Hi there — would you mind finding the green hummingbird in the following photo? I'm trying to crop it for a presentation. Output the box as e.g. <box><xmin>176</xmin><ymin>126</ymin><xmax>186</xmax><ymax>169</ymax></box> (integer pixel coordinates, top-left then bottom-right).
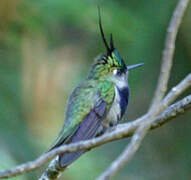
<box><xmin>49</xmin><ymin>9</ymin><xmax>144</xmax><ymax>168</ymax></box>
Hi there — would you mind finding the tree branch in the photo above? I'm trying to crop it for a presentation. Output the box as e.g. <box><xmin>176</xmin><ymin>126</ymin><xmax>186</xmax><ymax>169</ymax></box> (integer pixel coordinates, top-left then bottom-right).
<box><xmin>150</xmin><ymin>0</ymin><xmax>190</xmax><ymax>110</ymax></box>
<box><xmin>96</xmin><ymin>94</ymin><xmax>191</xmax><ymax>180</ymax></box>
<box><xmin>163</xmin><ymin>73</ymin><xmax>191</xmax><ymax>107</ymax></box>
<box><xmin>0</xmin><ymin>94</ymin><xmax>191</xmax><ymax>179</ymax></box>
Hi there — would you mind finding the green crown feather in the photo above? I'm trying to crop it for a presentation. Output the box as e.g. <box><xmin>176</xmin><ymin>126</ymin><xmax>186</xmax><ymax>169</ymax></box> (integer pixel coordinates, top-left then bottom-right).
<box><xmin>88</xmin><ymin>8</ymin><xmax>127</xmax><ymax>80</ymax></box>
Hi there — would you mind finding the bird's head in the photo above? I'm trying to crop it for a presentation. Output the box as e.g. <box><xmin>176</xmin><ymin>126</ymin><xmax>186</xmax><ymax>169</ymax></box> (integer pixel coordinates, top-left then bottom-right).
<box><xmin>88</xmin><ymin>8</ymin><xmax>143</xmax><ymax>88</ymax></box>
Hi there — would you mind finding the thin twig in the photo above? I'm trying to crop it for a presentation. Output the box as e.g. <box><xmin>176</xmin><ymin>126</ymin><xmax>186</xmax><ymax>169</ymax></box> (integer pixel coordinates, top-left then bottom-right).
<box><xmin>150</xmin><ymin>0</ymin><xmax>190</xmax><ymax>110</ymax></box>
<box><xmin>163</xmin><ymin>73</ymin><xmax>191</xmax><ymax>107</ymax></box>
<box><xmin>0</xmin><ymin>94</ymin><xmax>191</xmax><ymax>179</ymax></box>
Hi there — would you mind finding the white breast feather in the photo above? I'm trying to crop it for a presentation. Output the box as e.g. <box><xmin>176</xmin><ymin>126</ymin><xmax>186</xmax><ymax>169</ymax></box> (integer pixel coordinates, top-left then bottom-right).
<box><xmin>103</xmin><ymin>86</ymin><xmax>121</xmax><ymax>127</ymax></box>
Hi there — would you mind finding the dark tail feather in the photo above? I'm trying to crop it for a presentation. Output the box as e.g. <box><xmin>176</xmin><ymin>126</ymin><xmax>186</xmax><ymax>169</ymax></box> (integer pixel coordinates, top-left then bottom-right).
<box><xmin>59</xmin><ymin>150</ymin><xmax>85</xmax><ymax>168</ymax></box>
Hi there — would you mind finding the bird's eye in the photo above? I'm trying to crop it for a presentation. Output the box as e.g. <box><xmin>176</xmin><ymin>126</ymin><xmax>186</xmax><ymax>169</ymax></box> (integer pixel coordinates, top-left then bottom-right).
<box><xmin>113</xmin><ymin>69</ymin><xmax>122</xmax><ymax>76</ymax></box>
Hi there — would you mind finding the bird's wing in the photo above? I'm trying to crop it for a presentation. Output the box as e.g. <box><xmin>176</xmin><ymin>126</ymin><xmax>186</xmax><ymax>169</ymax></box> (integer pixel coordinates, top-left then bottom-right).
<box><xmin>48</xmin><ymin>80</ymin><xmax>115</xmax><ymax>167</ymax></box>
<box><xmin>48</xmin><ymin>80</ymin><xmax>115</xmax><ymax>152</ymax></box>
<box><xmin>59</xmin><ymin>99</ymin><xmax>107</xmax><ymax>167</ymax></box>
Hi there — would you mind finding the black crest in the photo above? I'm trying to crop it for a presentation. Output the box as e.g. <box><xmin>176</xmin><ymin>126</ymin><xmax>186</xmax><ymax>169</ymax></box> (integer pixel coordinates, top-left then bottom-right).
<box><xmin>98</xmin><ymin>7</ymin><xmax>115</xmax><ymax>55</ymax></box>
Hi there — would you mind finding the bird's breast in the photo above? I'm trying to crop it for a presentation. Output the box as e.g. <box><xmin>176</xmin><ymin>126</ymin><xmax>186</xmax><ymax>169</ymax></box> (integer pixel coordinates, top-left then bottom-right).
<box><xmin>103</xmin><ymin>85</ymin><xmax>129</xmax><ymax>128</ymax></box>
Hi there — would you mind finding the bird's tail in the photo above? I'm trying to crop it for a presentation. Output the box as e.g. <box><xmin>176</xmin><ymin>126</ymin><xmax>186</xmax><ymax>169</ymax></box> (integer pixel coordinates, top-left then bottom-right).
<box><xmin>59</xmin><ymin>150</ymin><xmax>85</xmax><ymax>168</ymax></box>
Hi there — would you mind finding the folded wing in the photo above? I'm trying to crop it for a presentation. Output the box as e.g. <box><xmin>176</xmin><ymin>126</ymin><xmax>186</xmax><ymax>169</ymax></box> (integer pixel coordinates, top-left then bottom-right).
<box><xmin>59</xmin><ymin>100</ymin><xmax>106</xmax><ymax>167</ymax></box>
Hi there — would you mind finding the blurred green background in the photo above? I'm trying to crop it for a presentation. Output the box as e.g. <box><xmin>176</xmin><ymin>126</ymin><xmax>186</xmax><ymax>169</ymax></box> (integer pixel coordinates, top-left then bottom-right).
<box><xmin>0</xmin><ymin>0</ymin><xmax>191</xmax><ymax>179</ymax></box>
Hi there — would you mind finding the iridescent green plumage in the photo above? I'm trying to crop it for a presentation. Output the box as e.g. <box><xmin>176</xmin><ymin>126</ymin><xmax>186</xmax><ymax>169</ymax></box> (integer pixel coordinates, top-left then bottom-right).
<box><xmin>50</xmin><ymin>77</ymin><xmax>115</xmax><ymax>150</ymax></box>
<box><xmin>88</xmin><ymin>50</ymin><xmax>127</xmax><ymax>79</ymax></box>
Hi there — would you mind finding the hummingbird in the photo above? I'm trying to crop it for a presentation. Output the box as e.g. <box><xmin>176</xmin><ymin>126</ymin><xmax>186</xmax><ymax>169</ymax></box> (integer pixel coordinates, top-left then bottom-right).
<box><xmin>48</xmin><ymin>9</ymin><xmax>144</xmax><ymax>169</ymax></box>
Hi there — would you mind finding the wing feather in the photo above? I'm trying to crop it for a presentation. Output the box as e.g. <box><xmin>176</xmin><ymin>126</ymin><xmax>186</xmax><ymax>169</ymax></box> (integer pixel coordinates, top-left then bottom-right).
<box><xmin>59</xmin><ymin>100</ymin><xmax>106</xmax><ymax>167</ymax></box>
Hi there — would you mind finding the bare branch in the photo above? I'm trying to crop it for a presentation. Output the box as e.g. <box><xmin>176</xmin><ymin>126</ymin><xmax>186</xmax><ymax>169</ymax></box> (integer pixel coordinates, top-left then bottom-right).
<box><xmin>96</xmin><ymin>94</ymin><xmax>191</xmax><ymax>180</ymax></box>
<box><xmin>150</xmin><ymin>0</ymin><xmax>190</xmax><ymax>110</ymax></box>
<box><xmin>0</xmin><ymin>94</ymin><xmax>191</xmax><ymax>179</ymax></box>
<box><xmin>96</xmin><ymin>119</ymin><xmax>151</xmax><ymax>180</ymax></box>
<box><xmin>162</xmin><ymin>73</ymin><xmax>191</xmax><ymax>107</ymax></box>
<box><xmin>151</xmin><ymin>94</ymin><xmax>191</xmax><ymax>128</ymax></box>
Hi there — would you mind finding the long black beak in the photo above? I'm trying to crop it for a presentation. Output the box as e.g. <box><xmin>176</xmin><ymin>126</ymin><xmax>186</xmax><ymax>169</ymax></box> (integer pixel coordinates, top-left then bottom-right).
<box><xmin>127</xmin><ymin>63</ymin><xmax>144</xmax><ymax>70</ymax></box>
